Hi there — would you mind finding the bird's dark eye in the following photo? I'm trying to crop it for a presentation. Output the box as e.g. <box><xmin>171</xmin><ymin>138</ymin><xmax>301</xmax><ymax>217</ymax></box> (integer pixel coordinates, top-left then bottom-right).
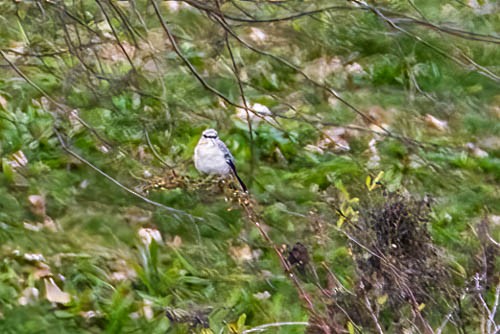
<box><xmin>203</xmin><ymin>134</ymin><xmax>217</xmax><ymax>139</ymax></box>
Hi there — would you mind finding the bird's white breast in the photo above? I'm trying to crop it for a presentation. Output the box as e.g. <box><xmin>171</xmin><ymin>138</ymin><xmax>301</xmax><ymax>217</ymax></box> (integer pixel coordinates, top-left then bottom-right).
<box><xmin>194</xmin><ymin>139</ymin><xmax>231</xmax><ymax>175</ymax></box>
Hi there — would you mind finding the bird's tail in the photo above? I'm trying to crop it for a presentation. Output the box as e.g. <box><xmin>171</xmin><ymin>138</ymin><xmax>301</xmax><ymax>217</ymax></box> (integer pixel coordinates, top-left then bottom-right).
<box><xmin>227</xmin><ymin>159</ymin><xmax>248</xmax><ymax>192</ymax></box>
<box><xmin>233</xmin><ymin>171</ymin><xmax>248</xmax><ymax>193</ymax></box>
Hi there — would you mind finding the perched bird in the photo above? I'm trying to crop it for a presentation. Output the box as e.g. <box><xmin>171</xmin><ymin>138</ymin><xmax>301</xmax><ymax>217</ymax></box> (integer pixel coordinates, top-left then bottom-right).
<box><xmin>194</xmin><ymin>129</ymin><xmax>247</xmax><ymax>192</ymax></box>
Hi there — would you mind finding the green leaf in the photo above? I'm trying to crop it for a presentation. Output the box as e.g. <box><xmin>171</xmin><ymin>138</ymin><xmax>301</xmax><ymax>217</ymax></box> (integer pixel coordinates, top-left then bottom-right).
<box><xmin>236</xmin><ymin>313</ymin><xmax>246</xmax><ymax>328</ymax></box>
<box><xmin>376</xmin><ymin>294</ymin><xmax>388</xmax><ymax>305</ymax></box>
<box><xmin>337</xmin><ymin>216</ymin><xmax>345</xmax><ymax>228</ymax></box>
<box><xmin>54</xmin><ymin>310</ymin><xmax>74</xmax><ymax>319</ymax></box>
<box><xmin>347</xmin><ymin>321</ymin><xmax>355</xmax><ymax>334</ymax></box>
<box><xmin>2</xmin><ymin>159</ymin><xmax>14</xmax><ymax>182</ymax></box>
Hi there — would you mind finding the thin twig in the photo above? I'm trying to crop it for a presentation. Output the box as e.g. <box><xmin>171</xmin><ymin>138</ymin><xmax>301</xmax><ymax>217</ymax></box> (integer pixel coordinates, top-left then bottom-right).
<box><xmin>350</xmin><ymin>0</ymin><xmax>499</xmax><ymax>82</ymax></box>
<box><xmin>106</xmin><ymin>0</ymin><xmax>142</xmax><ymax>47</ymax></box>
<box><xmin>210</xmin><ymin>14</ymin><xmax>382</xmax><ymax>127</ymax></box>
<box><xmin>489</xmin><ymin>285</ymin><xmax>500</xmax><ymax>334</ymax></box>
<box><xmin>242</xmin><ymin>321</ymin><xmax>309</xmax><ymax>333</ymax></box>
<box><xmin>0</xmin><ymin>49</ymin><xmax>112</xmax><ymax>148</ymax></box>
<box><xmin>54</xmin><ymin>128</ymin><xmax>199</xmax><ymax>221</ymax></box>
<box><xmin>238</xmin><ymin>195</ymin><xmax>319</xmax><ymax>317</ymax></box>
<box><xmin>217</xmin><ymin>1</ymin><xmax>256</xmax><ymax>190</ymax></box>
<box><xmin>95</xmin><ymin>0</ymin><xmax>137</xmax><ymax>73</ymax></box>
<box><xmin>151</xmin><ymin>0</ymin><xmax>246</xmax><ymax>110</ymax></box>
<box><xmin>144</xmin><ymin>128</ymin><xmax>174</xmax><ymax>168</ymax></box>
<box><xmin>364</xmin><ymin>295</ymin><xmax>384</xmax><ymax>334</ymax></box>
<box><xmin>219</xmin><ymin>4</ymin><xmax>367</xmax><ymax>23</ymax></box>
<box><xmin>151</xmin><ymin>0</ymin><xmax>284</xmax><ymax>130</ymax></box>
<box><xmin>436</xmin><ymin>313</ymin><xmax>452</xmax><ymax>334</ymax></box>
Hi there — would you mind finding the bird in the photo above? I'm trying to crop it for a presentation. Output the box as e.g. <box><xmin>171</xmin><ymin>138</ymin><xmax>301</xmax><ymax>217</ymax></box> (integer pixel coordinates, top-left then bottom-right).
<box><xmin>194</xmin><ymin>129</ymin><xmax>247</xmax><ymax>192</ymax></box>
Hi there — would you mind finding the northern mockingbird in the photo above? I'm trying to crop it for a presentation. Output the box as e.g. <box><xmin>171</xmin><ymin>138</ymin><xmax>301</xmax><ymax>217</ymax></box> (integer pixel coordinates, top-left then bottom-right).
<box><xmin>194</xmin><ymin>129</ymin><xmax>247</xmax><ymax>192</ymax></box>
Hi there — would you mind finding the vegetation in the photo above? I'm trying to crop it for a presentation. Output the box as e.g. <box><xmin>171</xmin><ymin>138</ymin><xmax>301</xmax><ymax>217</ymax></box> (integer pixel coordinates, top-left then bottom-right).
<box><xmin>0</xmin><ymin>1</ymin><xmax>498</xmax><ymax>333</ymax></box>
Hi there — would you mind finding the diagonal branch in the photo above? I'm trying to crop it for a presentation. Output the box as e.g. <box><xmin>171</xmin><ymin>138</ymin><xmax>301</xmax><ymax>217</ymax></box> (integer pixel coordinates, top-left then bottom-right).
<box><xmin>150</xmin><ymin>0</ymin><xmax>286</xmax><ymax>124</ymax></box>
<box><xmin>204</xmin><ymin>12</ymin><xmax>394</xmax><ymax>136</ymax></box>
<box><xmin>54</xmin><ymin>128</ymin><xmax>199</xmax><ymax>221</ymax></box>
<box><xmin>350</xmin><ymin>0</ymin><xmax>499</xmax><ymax>82</ymax></box>
<box><xmin>0</xmin><ymin>49</ymin><xmax>113</xmax><ymax>148</ymax></box>
<box><xmin>95</xmin><ymin>0</ymin><xmax>137</xmax><ymax>73</ymax></box>
<box><xmin>151</xmin><ymin>0</ymin><xmax>244</xmax><ymax>110</ymax></box>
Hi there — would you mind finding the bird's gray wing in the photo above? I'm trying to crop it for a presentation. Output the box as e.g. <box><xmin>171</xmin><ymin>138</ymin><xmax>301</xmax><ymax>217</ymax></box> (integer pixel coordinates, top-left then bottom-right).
<box><xmin>216</xmin><ymin>139</ymin><xmax>234</xmax><ymax>163</ymax></box>
<box><xmin>216</xmin><ymin>139</ymin><xmax>247</xmax><ymax>192</ymax></box>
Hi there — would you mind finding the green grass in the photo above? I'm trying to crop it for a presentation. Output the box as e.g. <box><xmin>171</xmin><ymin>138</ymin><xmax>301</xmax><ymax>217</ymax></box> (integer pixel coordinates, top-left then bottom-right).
<box><xmin>0</xmin><ymin>1</ymin><xmax>498</xmax><ymax>333</ymax></box>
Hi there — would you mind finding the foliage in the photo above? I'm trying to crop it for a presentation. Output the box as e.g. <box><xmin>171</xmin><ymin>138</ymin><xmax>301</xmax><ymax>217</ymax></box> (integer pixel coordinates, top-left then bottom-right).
<box><xmin>0</xmin><ymin>0</ymin><xmax>499</xmax><ymax>333</ymax></box>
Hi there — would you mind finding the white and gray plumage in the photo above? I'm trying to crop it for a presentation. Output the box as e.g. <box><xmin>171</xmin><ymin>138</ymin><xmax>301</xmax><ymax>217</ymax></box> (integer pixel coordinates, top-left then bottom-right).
<box><xmin>194</xmin><ymin>129</ymin><xmax>247</xmax><ymax>192</ymax></box>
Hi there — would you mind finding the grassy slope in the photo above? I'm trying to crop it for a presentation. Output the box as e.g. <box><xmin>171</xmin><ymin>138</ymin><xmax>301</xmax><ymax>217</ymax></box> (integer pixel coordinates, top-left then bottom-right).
<box><xmin>0</xmin><ymin>1</ymin><xmax>498</xmax><ymax>333</ymax></box>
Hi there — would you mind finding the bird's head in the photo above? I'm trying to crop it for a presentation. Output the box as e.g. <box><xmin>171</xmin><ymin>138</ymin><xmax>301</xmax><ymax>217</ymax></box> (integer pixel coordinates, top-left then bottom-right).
<box><xmin>202</xmin><ymin>129</ymin><xmax>218</xmax><ymax>139</ymax></box>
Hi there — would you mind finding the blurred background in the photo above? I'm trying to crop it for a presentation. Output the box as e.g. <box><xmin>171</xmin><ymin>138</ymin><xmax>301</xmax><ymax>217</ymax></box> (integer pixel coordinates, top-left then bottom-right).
<box><xmin>0</xmin><ymin>1</ymin><xmax>498</xmax><ymax>333</ymax></box>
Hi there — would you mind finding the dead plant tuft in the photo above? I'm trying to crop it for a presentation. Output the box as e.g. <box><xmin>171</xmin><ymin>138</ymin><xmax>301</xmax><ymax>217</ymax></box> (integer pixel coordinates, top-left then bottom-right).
<box><xmin>349</xmin><ymin>191</ymin><xmax>449</xmax><ymax>308</ymax></box>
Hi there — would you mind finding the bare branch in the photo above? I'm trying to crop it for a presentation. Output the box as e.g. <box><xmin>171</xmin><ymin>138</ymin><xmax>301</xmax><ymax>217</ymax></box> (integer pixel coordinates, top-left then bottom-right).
<box><xmin>95</xmin><ymin>0</ymin><xmax>137</xmax><ymax>73</ymax></box>
<box><xmin>151</xmin><ymin>0</ymin><xmax>241</xmax><ymax>109</ymax></box>
<box><xmin>349</xmin><ymin>0</ymin><xmax>499</xmax><ymax>82</ymax></box>
<box><xmin>54</xmin><ymin>128</ymin><xmax>199</xmax><ymax>221</ymax></box>
<box><xmin>144</xmin><ymin>128</ymin><xmax>174</xmax><ymax>169</ymax></box>
<box><xmin>217</xmin><ymin>0</ymin><xmax>256</xmax><ymax>189</ymax></box>
<box><xmin>364</xmin><ymin>295</ymin><xmax>384</xmax><ymax>334</ymax></box>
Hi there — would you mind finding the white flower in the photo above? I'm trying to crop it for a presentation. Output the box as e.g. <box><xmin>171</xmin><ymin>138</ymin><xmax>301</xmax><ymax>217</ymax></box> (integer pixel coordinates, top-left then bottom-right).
<box><xmin>138</xmin><ymin>227</ymin><xmax>163</xmax><ymax>246</ymax></box>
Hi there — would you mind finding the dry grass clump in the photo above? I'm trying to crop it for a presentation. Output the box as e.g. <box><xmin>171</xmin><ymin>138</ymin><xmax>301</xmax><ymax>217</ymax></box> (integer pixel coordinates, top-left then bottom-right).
<box><xmin>308</xmin><ymin>191</ymin><xmax>453</xmax><ymax>333</ymax></box>
<box><xmin>353</xmin><ymin>192</ymin><xmax>448</xmax><ymax>307</ymax></box>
